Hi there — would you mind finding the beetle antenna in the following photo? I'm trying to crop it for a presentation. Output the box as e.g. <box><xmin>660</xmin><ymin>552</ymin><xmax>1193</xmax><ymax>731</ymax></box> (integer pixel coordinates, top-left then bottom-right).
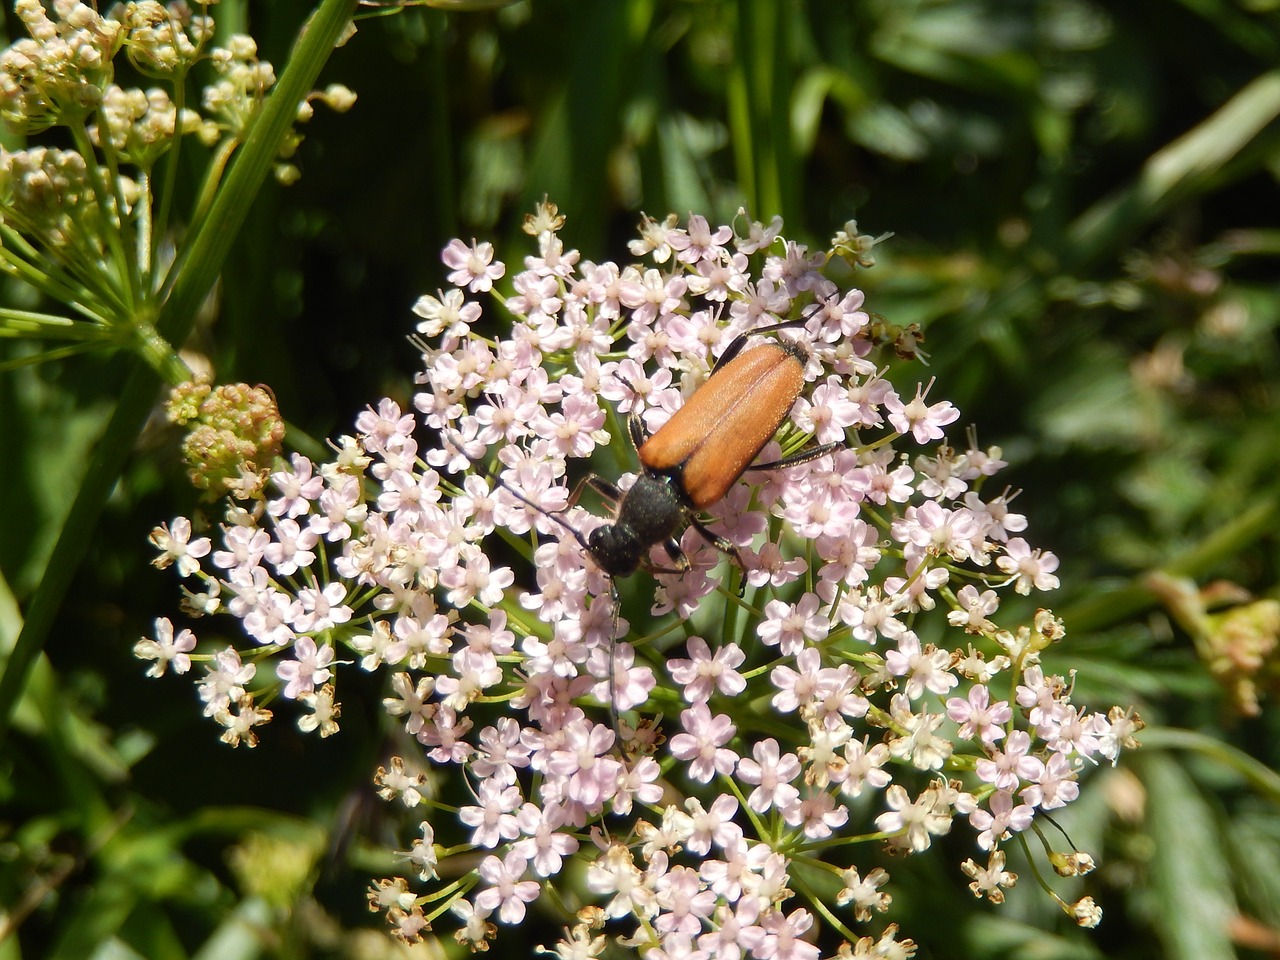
<box><xmin>498</xmin><ymin>473</ymin><xmax>594</xmax><ymax>553</ymax></box>
<box><xmin>444</xmin><ymin>431</ymin><xmax>627</xmax><ymax>725</ymax></box>
<box><xmin>445</xmin><ymin>431</ymin><xmax>595</xmax><ymax>554</ymax></box>
<box><xmin>608</xmin><ymin>581</ymin><xmax>621</xmax><ymax>732</ymax></box>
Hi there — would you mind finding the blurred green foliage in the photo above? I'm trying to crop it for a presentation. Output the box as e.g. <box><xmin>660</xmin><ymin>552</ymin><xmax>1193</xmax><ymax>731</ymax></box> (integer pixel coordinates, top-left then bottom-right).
<box><xmin>2</xmin><ymin>0</ymin><xmax>1279</xmax><ymax>957</ymax></box>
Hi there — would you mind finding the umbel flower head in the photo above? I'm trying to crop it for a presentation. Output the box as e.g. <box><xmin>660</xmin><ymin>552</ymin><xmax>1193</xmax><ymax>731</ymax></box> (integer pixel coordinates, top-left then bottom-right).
<box><xmin>0</xmin><ymin>0</ymin><xmax>357</xmax><ymax>363</ymax></box>
<box><xmin>143</xmin><ymin>206</ymin><xmax>1140</xmax><ymax>954</ymax></box>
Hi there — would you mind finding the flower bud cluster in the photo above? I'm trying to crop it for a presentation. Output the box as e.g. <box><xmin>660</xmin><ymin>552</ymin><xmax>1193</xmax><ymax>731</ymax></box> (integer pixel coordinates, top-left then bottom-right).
<box><xmin>0</xmin><ymin>0</ymin><xmax>123</xmax><ymax>132</ymax></box>
<box><xmin>91</xmin><ymin>84</ymin><xmax>205</xmax><ymax>165</ymax></box>
<box><xmin>202</xmin><ymin>35</ymin><xmax>277</xmax><ymax>139</ymax></box>
<box><xmin>142</xmin><ymin>206</ymin><xmax>1139</xmax><ymax>955</ymax></box>
<box><xmin>165</xmin><ymin>376</ymin><xmax>286</xmax><ymax>499</ymax></box>
<box><xmin>0</xmin><ymin>1</ymin><xmax>356</xmax><ymax>341</ymax></box>
<box><xmin>0</xmin><ymin>147</ymin><xmax>101</xmax><ymax>246</ymax></box>
<box><xmin>119</xmin><ymin>0</ymin><xmax>214</xmax><ymax>77</ymax></box>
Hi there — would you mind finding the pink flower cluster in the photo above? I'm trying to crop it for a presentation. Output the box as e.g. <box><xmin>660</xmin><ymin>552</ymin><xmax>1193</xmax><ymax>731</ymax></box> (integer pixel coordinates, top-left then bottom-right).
<box><xmin>142</xmin><ymin>207</ymin><xmax>1139</xmax><ymax>955</ymax></box>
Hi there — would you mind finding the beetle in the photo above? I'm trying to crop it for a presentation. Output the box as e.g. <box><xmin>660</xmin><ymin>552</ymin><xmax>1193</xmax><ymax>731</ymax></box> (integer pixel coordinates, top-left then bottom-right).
<box><xmin>496</xmin><ymin>309</ymin><xmax>843</xmax><ymax>581</ymax></box>
<box><xmin>465</xmin><ymin>308</ymin><xmax>844</xmax><ymax>721</ymax></box>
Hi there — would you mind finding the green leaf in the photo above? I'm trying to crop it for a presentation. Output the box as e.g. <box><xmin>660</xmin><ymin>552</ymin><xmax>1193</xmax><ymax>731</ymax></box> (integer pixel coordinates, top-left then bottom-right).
<box><xmin>1138</xmin><ymin>751</ymin><xmax>1238</xmax><ymax>960</ymax></box>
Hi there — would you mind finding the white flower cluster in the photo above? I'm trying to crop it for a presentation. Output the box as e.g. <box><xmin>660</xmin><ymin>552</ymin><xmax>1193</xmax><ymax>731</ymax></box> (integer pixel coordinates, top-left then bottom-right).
<box><xmin>143</xmin><ymin>206</ymin><xmax>1139</xmax><ymax>955</ymax></box>
<box><xmin>0</xmin><ymin>0</ymin><xmax>355</xmax><ymax>256</ymax></box>
<box><xmin>91</xmin><ymin>85</ymin><xmax>205</xmax><ymax>164</ymax></box>
<box><xmin>119</xmin><ymin>0</ymin><xmax>214</xmax><ymax>76</ymax></box>
<box><xmin>0</xmin><ymin>0</ymin><xmax>122</xmax><ymax>132</ymax></box>
<box><xmin>0</xmin><ymin>147</ymin><xmax>101</xmax><ymax>245</ymax></box>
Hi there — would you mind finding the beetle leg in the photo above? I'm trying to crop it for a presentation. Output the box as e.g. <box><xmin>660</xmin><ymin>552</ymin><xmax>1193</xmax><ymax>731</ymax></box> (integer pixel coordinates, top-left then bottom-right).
<box><xmin>606</xmin><ymin>378</ymin><xmax>652</xmax><ymax>453</ymax></box>
<box><xmin>659</xmin><ymin>536</ymin><xmax>692</xmax><ymax>571</ymax></box>
<box><xmin>685</xmin><ymin>516</ymin><xmax>744</xmax><ymax>568</ymax></box>
<box><xmin>699</xmin><ymin>520</ymin><xmax>749</xmax><ymax>599</ymax></box>
<box><xmin>572</xmin><ymin>473</ymin><xmax>621</xmax><ymax>509</ymax></box>
<box><xmin>631</xmin><ymin>537</ymin><xmax>691</xmax><ymax>577</ymax></box>
<box><xmin>711</xmin><ymin>298</ymin><xmax>832</xmax><ymax>372</ymax></box>
<box><xmin>746</xmin><ymin>440</ymin><xmax>845</xmax><ymax>473</ymax></box>
<box><xmin>627</xmin><ymin>408</ymin><xmax>649</xmax><ymax>451</ymax></box>
<box><xmin>684</xmin><ymin>518</ymin><xmax>748</xmax><ymax>597</ymax></box>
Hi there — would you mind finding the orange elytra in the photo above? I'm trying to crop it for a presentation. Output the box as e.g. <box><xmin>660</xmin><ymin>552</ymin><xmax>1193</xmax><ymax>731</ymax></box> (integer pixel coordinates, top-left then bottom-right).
<box><xmin>638</xmin><ymin>337</ymin><xmax>810</xmax><ymax>510</ymax></box>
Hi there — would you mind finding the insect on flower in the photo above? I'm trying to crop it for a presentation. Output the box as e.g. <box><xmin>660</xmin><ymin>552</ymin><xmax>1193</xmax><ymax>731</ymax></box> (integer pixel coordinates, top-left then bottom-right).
<box><xmin>482</xmin><ymin>309</ymin><xmax>844</xmax><ymax>583</ymax></box>
<box><xmin>449</xmin><ymin>308</ymin><xmax>848</xmax><ymax>719</ymax></box>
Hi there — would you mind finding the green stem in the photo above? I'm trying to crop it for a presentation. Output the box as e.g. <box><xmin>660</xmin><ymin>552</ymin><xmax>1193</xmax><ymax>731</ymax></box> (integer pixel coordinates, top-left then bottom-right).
<box><xmin>160</xmin><ymin>136</ymin><xmax>240</xmax><ymax>305</ymax></box>
<box><xmin>0</xmin><ymin>217</ymin><xmax>119</xmax><ymax>321</ymax></box>
<box><xmin>67</xmin><ymin>123</ymin><xmax>135</xmax><ymax>302</ymax></box>
<box><xmin>0</xmin><ymin>0</ymin><xmax>359</xmax><ymax>738</ymax></box>
<box><xmin>0</xmin><ymin>309</ymin><xmax>109</xmax><ymax>338</ymax></box>
<box><xmin>1058</xmin><ymin>496</ymin><xmax>1278</xmax><ymax>633</ymax></box>
<box><xmin>726</xmin><ymin>2</ymin><xmax>756</xmax><ymax>212</ymax></box>
<box><xmin>789</xmin><ymin>868</ymin><xmax>859</xmax><ymax>945</ymax></box>
<box><xmin>0</xmin><ymin>341</ymin><xmax>112</xmax><ymax>372</ymax></box>
<box><xmin>729</xmin><ymin>0</ymin><xmax>794</xmax><ymax>218</ymax></box>
<box><xmin>1016</xmin><ymin>831</ymin><xmax>1070</xmax><ymax>908</ymax></box>
<box><xmin>0</xmin><ymin>226</ymin><xmax>107</xmax><ymax>318</ymax></box>
<box><xmin>154</xmin><ymin>64</ymin><xmax>196</xmax><ymax>262</ymax></box>
<box><xmin>130</xmin><ymin>317</ymin><xmax>193</xmax><ymax>385</ymax></box>
<box><xmin>1137</xmin><ymin>726</ymin><xmax>1280</xmax><ymax>803</ymax></box>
